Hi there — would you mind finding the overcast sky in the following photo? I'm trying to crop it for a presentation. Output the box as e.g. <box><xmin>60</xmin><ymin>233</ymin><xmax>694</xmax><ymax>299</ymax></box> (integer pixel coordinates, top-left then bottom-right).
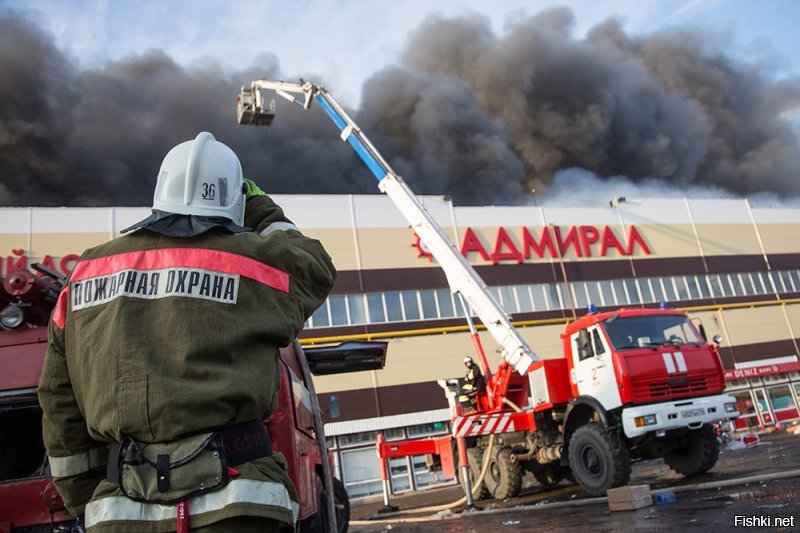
<box><xmin>4</xmin><ymin>0</ymin><xmax>799</xmax><ymax>107</ymax></box>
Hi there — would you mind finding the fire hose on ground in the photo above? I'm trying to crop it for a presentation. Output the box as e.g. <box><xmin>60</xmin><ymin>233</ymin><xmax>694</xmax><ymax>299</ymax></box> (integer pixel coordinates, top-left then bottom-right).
<box><xmin>350</xmin><ymin>466</ymin><xmax>800</xmax><ymax>526</ymax></box>
<box><xmin>365</xmin><ymin>389</ymin><xmax>526</xmax><ymax>519</ymax></box>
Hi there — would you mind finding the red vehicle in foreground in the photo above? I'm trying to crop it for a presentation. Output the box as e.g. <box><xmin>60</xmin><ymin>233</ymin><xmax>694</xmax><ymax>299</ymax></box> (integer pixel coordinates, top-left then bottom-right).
<box><xmin>0</xmin><ymin>266</ymin><xmax>385</xmax><ymax>532</ymax></box>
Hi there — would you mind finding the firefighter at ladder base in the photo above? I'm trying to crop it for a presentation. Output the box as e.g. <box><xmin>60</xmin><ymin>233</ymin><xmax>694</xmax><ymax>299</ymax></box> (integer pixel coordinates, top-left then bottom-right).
<box><xmin>458</xmin><ymin>356</ymin><xmax>486</xmax><ymax>412</ymax></box>
<box><xmin>37</xmin><ymin>132</ymin><xmax>336</xmax><ymax>532</ymax></box>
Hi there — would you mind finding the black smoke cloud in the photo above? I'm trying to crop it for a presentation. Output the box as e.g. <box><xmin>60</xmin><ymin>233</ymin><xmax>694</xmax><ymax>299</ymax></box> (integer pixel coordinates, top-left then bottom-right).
<box><xmin>1</xmin><ymin>8</ymin><xmax>799</xmax><ymax>207</ymax></box>
<box><xmin>0</xmin><ymin>10</ymin><xmax>368</xmax><ymax>207</ymax></box>
<box><xmin>397</xmin><ymin>9</ymin><xmax>800</xmax><ymax>198</ymax></box>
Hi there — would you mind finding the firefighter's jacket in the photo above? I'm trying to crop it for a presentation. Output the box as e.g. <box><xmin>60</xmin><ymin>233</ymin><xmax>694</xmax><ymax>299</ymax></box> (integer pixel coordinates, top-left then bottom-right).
<box><xmin>462</xmin><ymin>366</ymin><xmax>485</xmax><ymax>394</ymax></box>
<box><xmin>459</xmin><ymin>365</ymin><xmax>485</xmax><ymax>405</ymax></box>
<box><xmin>37</xmin><ymin>195</ymin><xmax>336</xmax><ymax>531</ymax></box>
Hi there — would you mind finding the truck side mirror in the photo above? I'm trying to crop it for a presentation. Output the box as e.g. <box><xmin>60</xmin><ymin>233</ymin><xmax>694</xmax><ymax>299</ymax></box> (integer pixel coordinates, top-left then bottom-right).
<box><xmin>578</xmin><ymin>328</ymin><xmax>594</xmax><ymax>360</ymax></box>
<box><xmin>698</xmin><ymin>324</ymin><xmax>707</xmax><ymax>342</ymax></box>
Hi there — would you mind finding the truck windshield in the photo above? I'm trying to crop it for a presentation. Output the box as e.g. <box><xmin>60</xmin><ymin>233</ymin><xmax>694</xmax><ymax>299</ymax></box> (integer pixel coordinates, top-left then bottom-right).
<box><xmin>603</xmin><ymin>315</ymin><xmax>703</xmax><ymax>350</ymax></box>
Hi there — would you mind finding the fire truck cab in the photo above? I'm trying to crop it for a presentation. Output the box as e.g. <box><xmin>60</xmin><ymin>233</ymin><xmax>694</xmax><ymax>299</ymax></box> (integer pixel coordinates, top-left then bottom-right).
<box><xmin>557</xmin><ymin>306</ymin><xmax>738</xmax><ymax>494</ymax></box>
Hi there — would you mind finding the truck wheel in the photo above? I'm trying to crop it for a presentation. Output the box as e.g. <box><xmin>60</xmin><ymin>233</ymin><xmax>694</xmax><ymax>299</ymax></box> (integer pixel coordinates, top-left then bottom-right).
<box><xmin>483</xmin><ymin>446</ymin><xmax>522</xmax><ymax>500</ymax></box>
<box><xmin>560</xmin><ymin>465</ymin><xmax>576</xmax><ymax>485</ymax></box>
<box><xmin>332</xmin><ymin>477</ymin><xmax>350</xmax><ymax>533</ymax></box>
<box><xmin>664</xmin><ymin>424</ymin><xmax>719</xmax><ymax>476</ymax></box>
<box><xmin>458</xmin><ymin>446</ymin><xmax>491</xmax><ymax>499</ymax></box>
<box><xmin>568</xmin><ymin>423</ymin><xmax>631</xmax><ymax>496</ymax></box>
<box><xmin>302</xmin><ymin>476</ymin><xmax>350</xmax><ymax>533</ymax></box>
<box><xmin>532</xmin><ymin>464</ymin><xmax>562</xmax><ymax>487</ymax></box>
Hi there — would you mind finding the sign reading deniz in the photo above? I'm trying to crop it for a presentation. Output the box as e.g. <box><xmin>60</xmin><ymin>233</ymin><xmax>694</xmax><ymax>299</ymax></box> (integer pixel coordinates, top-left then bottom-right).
<box><xmin>413</xmin><ymin>225</ymin><xmax>651</xmax><ymax>264</ymax></box>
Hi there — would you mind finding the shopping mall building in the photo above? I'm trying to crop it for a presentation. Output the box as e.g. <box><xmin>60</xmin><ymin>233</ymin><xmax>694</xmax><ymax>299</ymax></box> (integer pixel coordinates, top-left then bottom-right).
<box><xmin>2</xmin><ymin>195</ymin><xmax>800</xmax><ymax>499</ymax></box>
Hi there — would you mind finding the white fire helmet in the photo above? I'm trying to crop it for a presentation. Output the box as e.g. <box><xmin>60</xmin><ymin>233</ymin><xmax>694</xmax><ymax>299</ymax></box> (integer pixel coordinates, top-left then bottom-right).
<box><xmin>464</xmin><ymin>356</ymin><xmax>474</xmax><ymax>365</ymax></box>
<box><xmin>152</xmin><ymin>132</ymin><xmax>245</xmax><ymax>225</ymax></box>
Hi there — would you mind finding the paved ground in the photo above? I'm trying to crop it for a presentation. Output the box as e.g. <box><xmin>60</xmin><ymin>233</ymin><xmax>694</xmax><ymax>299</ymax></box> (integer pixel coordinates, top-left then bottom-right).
<box><xmin>349</xmin><ymin>431</ymin><xmax>800</xmax><ymax>532</ymax></box>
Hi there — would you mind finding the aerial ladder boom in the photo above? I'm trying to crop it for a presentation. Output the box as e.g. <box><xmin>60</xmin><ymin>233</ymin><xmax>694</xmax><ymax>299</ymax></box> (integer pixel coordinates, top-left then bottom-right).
<box><xmin>237</xmin><ymin>80</ymin><xmax>538</xmax><ymax>375</ymax></box>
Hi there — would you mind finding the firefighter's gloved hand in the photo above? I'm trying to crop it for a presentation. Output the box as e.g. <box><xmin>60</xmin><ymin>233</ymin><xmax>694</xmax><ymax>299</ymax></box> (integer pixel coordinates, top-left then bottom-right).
<box><xmin>243</xmin><ymin>178</ymin><xmax>267</xmax><ymax>199</ymax></box>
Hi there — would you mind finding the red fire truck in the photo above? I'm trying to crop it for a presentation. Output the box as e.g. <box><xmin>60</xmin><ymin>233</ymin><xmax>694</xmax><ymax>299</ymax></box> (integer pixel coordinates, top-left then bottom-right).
<box><xmin>0</xmin><ymin>266</ymin><xmax>385</xmax><ymax>532</ymax></box>
<box><xmin>236</xmin><ymin>80</ymin><xmax>740</xmax><ymax>500</ymax></box>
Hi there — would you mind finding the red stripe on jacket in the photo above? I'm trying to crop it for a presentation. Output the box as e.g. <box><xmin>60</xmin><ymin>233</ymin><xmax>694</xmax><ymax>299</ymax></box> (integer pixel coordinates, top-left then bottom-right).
<box><xmin>51</xmin><ymin>249</ymin><xmax>290</xmax><ymax>330</ymax></box>
<box><xmin>70</xmin><ymin>248</ymin><xmax>290</xmax><ymax>292</ymax></box>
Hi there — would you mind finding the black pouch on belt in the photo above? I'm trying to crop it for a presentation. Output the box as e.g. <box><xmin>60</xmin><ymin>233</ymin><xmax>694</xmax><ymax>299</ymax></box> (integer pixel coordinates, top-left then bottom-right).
<box><xmin>107</xmin><ymin>421</ymin><xmax>271</xmax><ymax>504</ymax></box>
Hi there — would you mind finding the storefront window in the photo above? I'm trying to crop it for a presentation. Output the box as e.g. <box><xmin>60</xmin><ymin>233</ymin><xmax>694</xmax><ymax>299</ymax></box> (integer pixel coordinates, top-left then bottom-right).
<box><xmin>685</xmin><ymin>276</ymin><xmax>700</xmax><ymax>300</ymax></box>
<box><xmin>754</xmin><ymin>389</ymin><xmax>773</xmax><ymax>424</ymax></box>
<box><xmin>515</xmin><ymin>285</ymin><xmax>534</xmax><ymax>313</ymax></box>
<box><xmin>338</xmin><ymin>431</ymin><xmax>378</xmax><ymax>447</ymax></box>
<box><xmin>728</xmin><ymin>274</ymin><xmax>742</xmax><ymax>296</ymax></box>
<box><xmin>625</xmin><ymin>279</ymin><xmax>640</xmax><ymax>303</ymax></box>
<box><xmin>384</xmin><ymin>427</ymin><xmax>406</xmax><ymax>441</ymax></box>
<box><xmin>586</xmin><ymin>281</ymin><xmax>602</xmax><ymax>307</ymax></box>
<box><xmin>367</xmin><ymin>293</ymin><xmax>386</xmax><ymax>323</ymax></box>
<box><xmin>308</xmin><ymin>269</ymin><xmax>800</xmax><ymax>331</ymax></box>
<box><xmin>348</xmin><ymin>294</ymin><xmax>367</xmax><ymax>324</ymax></box>
<box><xmin>647</xmin><ymin>278</ymin><xmax>664</xmax><ymax>303</ymax></box>
<box><xmin>436</xmin><ymin>289</ymin><xmax>455</xmax><ymax>318</ymax></box>
<box><xmin>708</xmin><ymin>275</ymin><xmax>724</xmax><ymax>298</ymax></box>
<box><xmin>719</xmin><ymin>275</ymin><xmax>734</xmax><ymax>297</ymax></box>
<box><xmin>571</xmin><ymin>282</ymin><xmax>588</xmax><ymax>309</ymax></box>
<box><xmin>737</xmin><ymin>273</ymin><xmax>753</xmax><ymax>295</ymax></box>
<box><xmin>329</xmin><ymin>295</ymin><xmax>348</xmax><ymax>326</ymax></box>
<box><xmin>402</xmin><ymin>291</ymin><xmax>420</xmax><ymax>320</ymax></box>
<box><xmin>726</xmin><ymin>378</ymin><xmax>749</xmax><ymax>389</ymax></box>
<box><xmin>389</xmin><ymin>457</ymin><xmax>411</xmax><ymax>492</ymax></box>
<box><xmin>407</xmin><ymin>421</ymin><xmax>448</xmax><ymax>438</ymax></box>
<box><xmin>532</xmin><ymin>285</ymin><xmax>548</xmax><ymax>311</ymax></box>
<box><xmin>499</xmin><ymin>286</ymin><xmax>519</xmax><ymax>313</ymax></box>
<box><xmin>341</xmin><ymin>448</ymin><xmax>382</xmax><ymax>499</ymax></box>
<box><xmin>599</xmin><ymin>280</ymin><xmax>616</xmax><ymax>306</ymax></box>
<box><xmin>612</xmin><ymin>279</ymin><xmax>628</xmax><ymax>305</ymax></box>
<box><xmin>731</xmin><ymin>390</ymin><xmax>759</xmax><ymax>430</ymax></box>
<box><xmin>763</xmin><ymin>373</ymin><xmax>788</xmax><ymax>385</ymax></box>
<box><xmin>673</xmin><ymin>277</ymin><xmax>689</xmax><ymax>301</ymax></box>
<box><xmin>789</xmin><ymin>271</ymin><xmax>800</xmax><ymax>293</ymax></box>
<box><xmin>661</xmin><ymin>278</ymin><xmax>677</xmax><ymax>302</ymax></box>
<box><xmin>635</xmin><ymin>279</ymin><xmax>652</xmax><ymax>303</ymax></box>
<box><xmin>696</xmin><ymin>275</ymin><xmax>712</xmax><ymax>298</ymax></box>
<box><xmin>546</xmin><ymin>283</ymin><xmax>563</xmax><ymax>310</ymax></box>
<box><xmin>767</xmin><ymin>385</ymin><xmax>799</xmax><ymax>422</ymax></box>
<box><xmin>384</xmin><ymin>291</ymin><xmax>403</xmax><ymax>322</ymax></box>
<box><xmin>412</xmin><ymin>455</ymin><xmax>448</xmax><ymax>488</ymax></box>
<box><xmin>311</xmin><ymin>301</ymin><xmax>330</xmax><ymax>328</ymax></box>
<box><xmin>754</xmin><ymin>272</ymin><xmax>770</xmax><ymax>294</ymax></box>
<box><xmin>420</xmin><ymin>291</ymin><xmax>438</xmax><ymax>319</ymax></box>
<box><xmin>778</xmin><ymin>271</ymin><xmax>794</xmax><ymax>292</ymax></box>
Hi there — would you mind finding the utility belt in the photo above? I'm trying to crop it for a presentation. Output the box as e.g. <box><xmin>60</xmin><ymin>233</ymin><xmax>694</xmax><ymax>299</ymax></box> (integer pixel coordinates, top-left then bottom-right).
<box><xmin>106</xmin><ymin>420</ymin><xmax>271</xmax><ymax>504</ymax></box>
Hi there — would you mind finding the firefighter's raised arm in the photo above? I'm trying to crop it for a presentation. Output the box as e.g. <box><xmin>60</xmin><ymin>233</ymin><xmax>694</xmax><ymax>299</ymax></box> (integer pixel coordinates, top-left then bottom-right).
<box><xmin>243</xmin><ymin>179</ymin><xmax>337</xmax><ymax>342</ymax></box>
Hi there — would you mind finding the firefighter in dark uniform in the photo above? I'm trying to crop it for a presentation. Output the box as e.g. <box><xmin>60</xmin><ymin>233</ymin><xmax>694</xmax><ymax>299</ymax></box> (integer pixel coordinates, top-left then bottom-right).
<box><xmin>458</xmin><ymin>356</ymin><xmax>486</xmax><ymax>411</ymax></box>
<box><xmin>38</xmin><ymin>132</ymin><xmax>336</xmax><ymax>532</ymax></box>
